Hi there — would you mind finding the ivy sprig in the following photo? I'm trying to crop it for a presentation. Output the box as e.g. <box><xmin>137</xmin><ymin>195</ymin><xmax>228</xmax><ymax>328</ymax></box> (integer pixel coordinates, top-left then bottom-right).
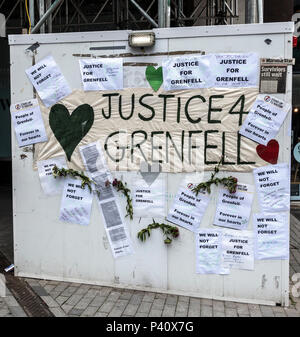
<box><xmin>137</xmin><ymin>219</ymin><xmax>179</xmax><ymax>245</ymax></box>
<box><xmin>52</xmin><ymin>165</ymin><xmax>96</xmax><ymax>193</ymax></box>
<box><xmin>192</xmin><ymin>158</ymin><xmax>238</xmax><ymax>195</ymax></box>
<box><xmin>106</xmin><ymin>178</ymin><xmax>133</xmax><ymax>220</ymax></box>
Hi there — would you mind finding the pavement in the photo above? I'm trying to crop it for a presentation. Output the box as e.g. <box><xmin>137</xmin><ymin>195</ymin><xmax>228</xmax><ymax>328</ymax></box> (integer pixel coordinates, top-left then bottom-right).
<box><xmin>0</xmin><ymin>180</ymin><xmax>300</xmax><ymax>317</ymax></box>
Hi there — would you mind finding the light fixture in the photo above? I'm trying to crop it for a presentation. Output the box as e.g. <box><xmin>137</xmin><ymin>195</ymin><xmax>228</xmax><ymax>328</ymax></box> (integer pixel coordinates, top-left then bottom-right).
<box><xmin>293</xmin><ymin>107</ymin><xmax>299</xmax><ymax>113</ymax></box>
<box><xmin>128</xmin><ymin>32</ymin><xmax>155</xmax><ymax>48</ymax></box>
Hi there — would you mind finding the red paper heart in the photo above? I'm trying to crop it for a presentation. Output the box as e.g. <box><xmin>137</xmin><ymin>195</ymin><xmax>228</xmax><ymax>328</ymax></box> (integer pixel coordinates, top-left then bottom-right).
<box><xmin>256</xmin><ymin>139</ymin><xmax>279</xmax><ymax>164</ymax></box>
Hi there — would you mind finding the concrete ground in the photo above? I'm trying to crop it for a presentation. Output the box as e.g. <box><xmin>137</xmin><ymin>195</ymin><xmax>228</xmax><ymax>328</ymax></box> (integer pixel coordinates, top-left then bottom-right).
<box><xmin>0</xmin><ymin>179</ymin><xmax>300</xmax><ymax>317</ymax></box>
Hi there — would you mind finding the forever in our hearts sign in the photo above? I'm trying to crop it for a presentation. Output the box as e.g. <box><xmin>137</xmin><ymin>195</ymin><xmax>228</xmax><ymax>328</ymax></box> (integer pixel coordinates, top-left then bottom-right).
<box><xmin>49</xmin><ymin>104</ymin><xmax>94</xmax><ymax>161</ymax></box>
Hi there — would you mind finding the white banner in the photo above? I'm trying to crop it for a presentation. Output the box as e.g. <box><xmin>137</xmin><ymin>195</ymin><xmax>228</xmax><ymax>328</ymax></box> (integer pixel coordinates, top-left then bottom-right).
<box><xmin>25</xmin><ymin>55</ymin><xmax>71</xmax><ymax>107</ymax></box>
<box><xmin>212</xmin><ymin>53</ymin><xmax>259</xmax><ymax>88</ymax></box>
<box><xmin>213</xmin><ymin>183</ymin><xmax>254</xmax><ymax>230</ymax></box>
<box><xmin>37</xmin><ymin>155</ymin><xmax>68</xmax><ymax>196</ymax></box>
<box><xmin>253</xmin><ymin>163</ymin><xmax>290</xmax><ymax>212</ymax></box>
<box><xmin>59</xmin><ymin>177</ymin><xmax>93</xmax><ymax>226</ymax></box>
<box><xmin>167</xmin><ymin>181</ymin><xmax>210</xmax><ymax>232</ymax></box>
<box><xmin>253</xmin><ymin>213</ymin><xmax>289</xmax><ymax>260</ymax></box>
<box><xmin>10</xmin><ymin>98</ymin><xmax>48</xmax><ymax>147</ymax></box>
<box><xmin>239</xmin><ymin>94</ymin><xmax>290</xmax><ymax>145</ymax></box>
<box><xmin>222</xmin><ymin>229</ymin><xmax>254</xmax><ymax>270</ymax></box>
<box><xmin>79</xmin><ymin>58</ymin><xmax>123</xmax><ymax>91</ymax></box>
<box><xmin>162</xmin><ymin>55</ymin><xmax>214</xmax><ymax>90</ymax></box>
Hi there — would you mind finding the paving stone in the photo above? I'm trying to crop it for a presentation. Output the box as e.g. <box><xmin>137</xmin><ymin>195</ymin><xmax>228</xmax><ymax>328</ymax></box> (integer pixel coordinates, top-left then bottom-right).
<box><xmin>98</xmin><ymin>287</ymin><xmax>112</xmax><ymax>297</ymax></box>
<box><xmin>73</xmin><ymin>285</ymin><xmax>91</xmax><ymax>296</ymax></box>
<box><xmin>123</xmin><ymin>303</ymin><xmax>139</xmax><ymax>316</ymax></box>
<box><xmin>0</xmin><ymin>308</ymin><xmax>9</xmax><ymax>316</ymax></box>
<box><xmin>8</xmin><ymin>306</ymin><xmax>27</xmax><ymax>317</ymax></box>
<box><xmin>94</xmin><ymin>311</ymin><xmax>108</xmax><ymax>317</ymax></box>
<box><xmin>165</xmin><ymin>295</ymin><xmax>178</xmax><ymax>305</ymax></box>
<box><xmin>236</xmin><ymin>303</ymin><xmax>250</xmax><ymax>316</ymax></box>
<box><xmin>155</xmin><ymin>293</ymin><xmax>167</xmax><ymax>300</ymax></box>
<box><xmin>64</xmin><ymin>294</ymin><xmax>84</xmax><ymax>307</ymax></box>
<box><xmin>81</xmin><ymin>306</ymin><xmax>99</xmax><ymax>317</ymax></box>
<box><xmin>99</xmin><ymin>301</ymin><xmax>116</xmax><ymax>313</ymax></box>
<box><xmin>188</xmin><ymin>299</ymin><xmax>200</xmax><ymax>317</ymax></box>
<box><xmin>152</xmin><ymin>298</ymin><xmax>165</xmax><ymax>310</ymax></box>
<box><xmin>43</xmin><ymin>284</ymin><xmax>56</xmax><ymax>293</ymax></box>
<box><xmin>49</xmin><ymin>307</ymin><xmax>66</xmax><ymax>317</ymax></box>
<box><xmin>61</xmin><ymin>304</ymin><xmax>74</xmax><ymax>314</ymax></box>
<box><xmin>108</xmin><ymin>308</ymin><xmax>123</xmax><ymax>317</ymax></box>
<box><xmin>175</xmin><ymin>301</ymin><xmax>188</xmax><ymax>316</ymax></box>
<box><xmin>201</xmin><ymin>298</ymin><xmax>212</xmax><ymax>306</ymax></box>
<box><xmin>4</xmin><ymin>295</ymin><xmax>19</xmax><ymax>307</ymax></box>
<box><xmin>53</xmin><ymin>283</ymin><xmax>69</xmax><ymax>293</ymax></box>
<box><xmin>49</xmin><ymin>291</ymin><xmax>61</xmax><ymax>299</ymax></box>
<box><xmin>119</xmin><ymin>291</ymin><xmax>134</xmax><ymax>300</ymax></box>
<box><xmin>85</xmin><ymin>288</ymin><xmax>100</xmax><ymax>299</ymax></box>
<box><xmin>55</xmin><ymin>296</ymin><xmax>69</xmax><ymax>306</ymax></box>
<box><xmin>225</xmin><ymin>308</ymin><xmax>238</xmax><ymax>317</ymax></box>
<box><xmin>213</xmin><ymin>311</ymin><xmax>226</xmax><ymax>317</ymax></box>
<box><xmin>149</xmin><ymin>309</ymin><xmax>162</xmax><ymax>317</ymax></box>
<box><xmin>114</xmin><ymin>299</ymin><xmax>129</xmax><ymax>309</ymax></box>
<box><xmin>60</xmin><ymin>286</ymin><xmax>78</xmax><ymax>297</ymax></box>
<box><xmin>143</xmin><ymin>292</ymin><xmax>156</xmax><ymax>302</ymax></box>
<box><xmin>178</xmin><ymin>296</ymin><xmax>189</xmax><ymax>303</ymax></box>
<box><xmin>31</xmin><ymin>285</ymin><xmax>49</xmax><ymax>297</ymax></box>
<box><xmin>41</xmin><ymin>295</ymin><xmax>59</xmax><ymax>308</ymax></box>
<box><xmin>129</xmin><ymin>293</ymin><xmax>144</xmax><ymax>305</ymax></box>
<box><xmin>259</xmin><ymin>305</ymin><xmax>275</xmax><ymax>317</ymax></box>
<box><xmin>68</xmin><ymin>308</ymin><xmax>85</xmax><ymax>316</ymax></box>
<box><xmin>135</xmin><ymin>312</ymin><xmax>147</xmax><ymax>317</ymax></box>
<box><xmin>212</xmin><ymin>300</ymin><xmax>225</xmax><ymax>312</ymax></box>
<box><xmin>137</xmin><ymin>301</ymin><xmax>152</xmax><ymax>314</ymax></box>
<box><xmin>248</xmin><ymin>304</ymin><xmax>262</xmax><ymax>317</ymax></box>
<box><xmin>284</xmin><ymin>308</ymin><xmax>300</xmax><ymax>317</ymax></box>
<box><xmin>74</xmin><ymin>296</ymin><xmax>93</xmax><ymax>310</ymax></box>
<box><xmin>162</xmin><ymin>304</ymin><xmax>176</xmax><ymax>317</ymax></box>
<box><xmin>89</xmin><ymin>295</ymin><xmax>107</xmax><ymax>307</ymax></box>
<box><xmin>107</xmin><ymin>291</ymin><xmax>121</xmax><ymax>302</ymax></box>
<box><xmin>201</xmin><ymin>305</ymin><xmax>213</xmax><ymax>317</ymax></box>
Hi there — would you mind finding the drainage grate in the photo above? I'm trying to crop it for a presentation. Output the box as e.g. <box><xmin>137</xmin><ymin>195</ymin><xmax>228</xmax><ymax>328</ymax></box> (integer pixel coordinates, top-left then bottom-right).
<box><xmin>0</xmin><ymin>251</ymin><xmax>54</xmax><ymax>317</ymax></box>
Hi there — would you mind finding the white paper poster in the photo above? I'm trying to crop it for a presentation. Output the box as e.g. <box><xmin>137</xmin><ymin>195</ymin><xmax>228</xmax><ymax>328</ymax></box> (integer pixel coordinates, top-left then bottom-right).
<box><xmin>196</xmin><ymin>229</ymin><xmax>227</xmax><ymax>274</ymax></box>
<box><xmin>213</xmin><ymin>183</ymin><xmax>254</xmax><ymax>230</ymax></box>
<box><xmin>162</xmin><ymin>55</ymin><xmax>214</xmax><ymax>90</ymax></box>
<box><xmin>37</xmin><ymin>155</ymin><xmax>68</xmax><ymax>196</ymax></box>
<box><xmin>253</xmin><ymin>213</ymin><xmax>289</xmax><ymax>260</ymax></box>
<box><xmin>253</xmin><ymin>163</ymin><xmax>290</xmax><ymax>212</ymax></box>
<box><xmin>167</xmin><ymin>182</ymin><xmax>210</xmax><ymax>232</ymax></box>
<box><xmin>222</xmin><ymin>229</ymin><xmax>254</xmax><ymax>270</ymax></box>
<box><xmin>59</xmin><ymin>177</ymin><xmax>93</xmax><ymax>226</ymax></box>
<box><xmin>79</xmin><ymin>58</ymin><xmax>123</xmax><ymax>91</ymax></box>
<box><xmin>131</xmin><ymin>174</ymin><xmax>166</xmax><ymax>218</ymax></box>
<box><xmin>10</xmin><ymin>99</ymin><xmax>48</xmax><ymax>147</ymax></box>
<box><xmin>213</xmin><ymin>53</ymin><xmax>259</xmax><ymax>88</ymax></box>
<box><xmin>239</xmin><ymin>94</ymin><xmax>290</xmax><ymax>145</ymax></box>
<box><xmin>25</xmin><ymin>55</ymin><xmax>72</xmax><ymax>107</ymax></box>
<box><xmin>79</xmin><ymin>141</ymin><xmax>134</xmax><ymax>258</ymax></box>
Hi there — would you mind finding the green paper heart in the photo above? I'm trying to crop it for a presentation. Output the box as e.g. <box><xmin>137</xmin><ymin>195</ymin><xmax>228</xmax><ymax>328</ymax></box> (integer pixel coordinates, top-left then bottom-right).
<box><xmin>145</xmin><ymin>66</ymin><xmax>163</xmax><ymax>92</ymax></box>
<box><xmin>49</xmin><ymin>104</ymin><xmax>94</xmax><ymax>161</ymax></box>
